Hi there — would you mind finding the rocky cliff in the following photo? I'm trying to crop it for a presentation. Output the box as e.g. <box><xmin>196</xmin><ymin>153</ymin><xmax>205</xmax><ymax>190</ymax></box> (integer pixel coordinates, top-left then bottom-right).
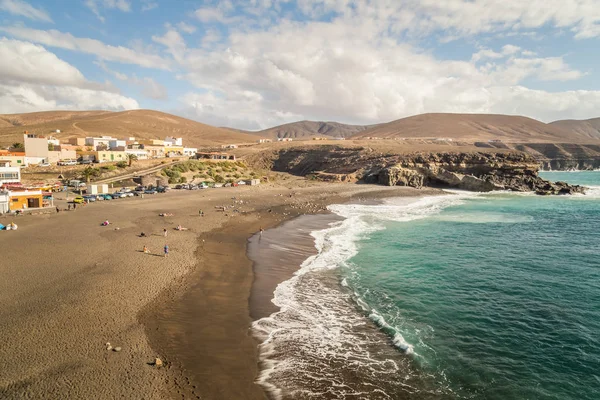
<box><xmin>256</xmin><ymin>146</ymin><xmax>586</xmax><ymax>195</ymax></box>
<box><xmin>475</xmin><ymin>142</ymin><xmax>600</xmax><ymax>170</ymax></box>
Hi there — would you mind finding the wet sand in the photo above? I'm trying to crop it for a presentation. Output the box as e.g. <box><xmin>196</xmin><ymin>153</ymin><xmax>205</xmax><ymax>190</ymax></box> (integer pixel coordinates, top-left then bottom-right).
<box><xmin>0</xmin><ymin>180</ymin><xmax>441</xmax><ymax>399</ymax></box>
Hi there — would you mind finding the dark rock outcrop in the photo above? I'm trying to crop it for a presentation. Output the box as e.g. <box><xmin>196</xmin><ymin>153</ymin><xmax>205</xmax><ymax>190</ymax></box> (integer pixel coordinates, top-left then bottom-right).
<box><xmin>255</xmin><ymin>146</ymin><xmax>586</xmax><ymax>195</ymax></box>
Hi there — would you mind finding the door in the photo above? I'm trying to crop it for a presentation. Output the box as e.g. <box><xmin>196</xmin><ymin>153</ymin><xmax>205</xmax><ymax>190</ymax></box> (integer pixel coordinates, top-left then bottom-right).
<box><xmin>111</xmin><ymin>154</ymin><xmax>114</xmax><ymax>161</ymax></box>
<box><xmin>27</xmin><ymin>198</ymin><xmax>40</xmax><ymax>208</ymax></box>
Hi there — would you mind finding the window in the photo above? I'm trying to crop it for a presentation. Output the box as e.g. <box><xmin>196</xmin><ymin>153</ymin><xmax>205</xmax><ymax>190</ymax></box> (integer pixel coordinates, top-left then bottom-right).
<box><xmin>17</xmin><ymin>160</ymin><xmax>22</xmax><ymax>163</ymax></box>
<box><xmin>12</xmin><ymin>198</ymin><xmax>18</xmax><ymax>202</ymax></box>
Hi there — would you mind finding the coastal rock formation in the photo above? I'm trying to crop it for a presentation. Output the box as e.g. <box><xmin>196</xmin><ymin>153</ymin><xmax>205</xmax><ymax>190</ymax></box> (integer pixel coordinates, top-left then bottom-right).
<box><xmin>256</xmin><ymin>146</ymin><xmax>586</xmax><ymax>195</ymax></box>
<box><xmin>477</xmin><ymin>142</ymin><xmax>600</xmax><ymax>171</ymax></box>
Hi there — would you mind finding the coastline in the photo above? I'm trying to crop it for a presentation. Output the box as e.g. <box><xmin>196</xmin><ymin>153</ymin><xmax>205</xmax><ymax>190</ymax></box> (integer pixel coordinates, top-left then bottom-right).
<box><xmin>0</xmin><ymin>180</ymin><xmax>441</xmax><ymax>399</ymax></box>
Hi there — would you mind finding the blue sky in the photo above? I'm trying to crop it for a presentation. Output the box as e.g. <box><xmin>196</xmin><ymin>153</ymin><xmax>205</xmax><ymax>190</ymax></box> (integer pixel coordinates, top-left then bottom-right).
<box><xmin>1</xmin><ymin>0</ymin><xmax>599</xmax><ymax>130</ymax></box>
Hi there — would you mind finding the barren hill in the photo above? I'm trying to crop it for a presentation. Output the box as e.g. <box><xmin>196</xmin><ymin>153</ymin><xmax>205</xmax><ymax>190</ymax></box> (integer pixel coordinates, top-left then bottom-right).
<box><xmin>0</xmin><ymin>110</ymin><xmax>260</xmax><ymax>148</ymax></box>
<box><xmin>550</xmin><ymin>118</ymin><xmax>600</xmax><ymax>141</ymax></box>
<box><xmin>351</xmin><ymin>113</ymin><xmax>597</xmax><ymax>143</ymax></box>
<box><xmin>254</xmin><ymin>120</ymin><xmax>375</xmax><ymax>139</ymax></box>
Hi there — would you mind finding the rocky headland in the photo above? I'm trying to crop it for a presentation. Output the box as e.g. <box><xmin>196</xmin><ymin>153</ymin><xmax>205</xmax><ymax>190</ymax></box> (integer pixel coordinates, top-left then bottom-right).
<box><xmin>252</xmin><ymin>146</ymin><xmax>587</xmax><ymax>195</ymax></box>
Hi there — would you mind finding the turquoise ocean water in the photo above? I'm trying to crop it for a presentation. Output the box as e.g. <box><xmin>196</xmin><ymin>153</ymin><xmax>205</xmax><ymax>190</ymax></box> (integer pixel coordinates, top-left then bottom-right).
<box><xmin>254</xmin><ymin>172</ymin><xmax>600</xmax><ymax>399</ymax></box>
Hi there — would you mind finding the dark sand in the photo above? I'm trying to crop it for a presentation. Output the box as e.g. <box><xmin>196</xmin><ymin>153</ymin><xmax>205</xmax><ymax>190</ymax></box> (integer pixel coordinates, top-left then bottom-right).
<box><xmin>0</xmin><ymin>180</ymin><xmax>441</xmax><ymax>399</ymax></box>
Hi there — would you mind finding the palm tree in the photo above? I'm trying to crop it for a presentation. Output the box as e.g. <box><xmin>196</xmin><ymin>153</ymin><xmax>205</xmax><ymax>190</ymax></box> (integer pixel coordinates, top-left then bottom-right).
<box><xmin>11</xmin><ymin>142</ymin><xmax>24</xmax><ymax>150</ymax></box>
<box><xmin>127</xmin><ymin>153</ymin><xmax>138</xmax><ymax>167</ymax></box>
<box><xmin>82</xmin><ymin>166</ymin><xmax>96</xmax><ymax>183</ymax></box>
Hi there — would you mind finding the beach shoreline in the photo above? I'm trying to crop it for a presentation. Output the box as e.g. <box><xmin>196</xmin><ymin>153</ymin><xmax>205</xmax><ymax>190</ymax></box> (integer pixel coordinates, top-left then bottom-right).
<box><xmin>0</xmin><ymin>180</ymin><xmax>441</xmax><ymax>399</ymax></box>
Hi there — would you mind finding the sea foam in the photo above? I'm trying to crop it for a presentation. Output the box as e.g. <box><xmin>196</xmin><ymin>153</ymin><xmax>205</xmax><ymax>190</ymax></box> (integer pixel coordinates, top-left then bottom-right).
<box><xmin>253</xmin><ymin>192</ymin><xmax>474</xmax><ymax>399</ymax></box>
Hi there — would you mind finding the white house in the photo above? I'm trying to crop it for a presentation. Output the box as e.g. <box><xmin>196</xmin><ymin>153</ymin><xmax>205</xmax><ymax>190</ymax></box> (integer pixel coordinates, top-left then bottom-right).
<box><xmin>164</xmin><ymin>136</ymin><xmax>183</xmax><ymax>146</ymax></box>
<box><xmin>108</xmin><ymin>139</ymin><xmax>127</xmax><ymax>149</ymax></box>
<box><xmin>257</xmin><ymin>139</ymin><xmax>272</xmax><ymax>143</ymax></box>
<box><xmin>0</xmin><ymin>166</ymin><xmax>21</xmax><ymax>185</ymax></box>
<box><xmin>183</xmin><ymin>147</ymin><xmax>198</xmax><ymax>156</ymax></box>
<box><xmin>125</xmin><ymin>149</ymin><xmax>149</xmax><ymax>160</ymax></box>
<box><xmin>0</xmin><ymin>191</ymin><xmax>9</xmax><ymax>213</ymax></box>
<box><xmin>85</xmin><ymin>136</ymin><xmax>115</xmax><ymax>150</ymax></box>
<box><xmin>47</xmin><ymin>136</ymin><xmax>61</xmax><ymax>146</ymax></box>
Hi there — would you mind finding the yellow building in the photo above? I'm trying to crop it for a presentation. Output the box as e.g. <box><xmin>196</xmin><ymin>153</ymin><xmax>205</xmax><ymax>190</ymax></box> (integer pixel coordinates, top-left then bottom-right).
<box><xmin>9</xmin><ymin>190</ymin><xmax>43</xmax><ymax>210</ymax></box>
<box><xmin>95</xmin><ymin>150</ymin><xmax>128</xmax><ymax>162</ymax></box>
<box><xmin>164</xmin><ymin>145</ymin><xmax>184</xmax><ymax>157</ymax></box>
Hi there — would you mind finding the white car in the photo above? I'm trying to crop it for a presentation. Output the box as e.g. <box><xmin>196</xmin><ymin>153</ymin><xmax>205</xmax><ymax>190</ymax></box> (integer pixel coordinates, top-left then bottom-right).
<box><xmin>39</xmin><ymin>162</ymin><xmax>51</xmax><ymax>167</ymax></box>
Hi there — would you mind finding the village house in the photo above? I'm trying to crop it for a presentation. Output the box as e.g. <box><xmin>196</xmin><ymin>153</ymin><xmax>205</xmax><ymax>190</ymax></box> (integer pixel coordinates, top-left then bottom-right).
<box><xmin>195</xmin><ymin>152</ymin><xmax>236</xmax><ymax>161</ymax></box>
<box><xmin>183</xmin><ymin>147</ymin><xmax>198</xmax><ymax>156</ymax></box>
<box><xmin>0</xmin><ymin>150</ymin><xmax>27</xmax><ymax>167</ymax></box>
<box><xmin>257</xmin><ymin>139</ymin><xmax>272</xmax><ymax>143</ymax></box>
<box><xmin>277</xmin><ymin>138</ymin><xmax>293</xmax><ymax>142</ymax></box>
<box><xmin>0</xmin><ymin>164</ymin><xmax>21</xmax><ymax>185</ymax></box>
<box><xmin>125</xmin><ymin>148</ymin><xmax>149</xmax><ymax>160</ymax></box>
<box><xmin>222</xmin><ymin>144</ymin><xmax>238</xmax><ymax>149</ymax></box>
<box><xmin>164</xmin><ymin>136</ymin><xmax>183</xmax><ymax>146</ymax></box>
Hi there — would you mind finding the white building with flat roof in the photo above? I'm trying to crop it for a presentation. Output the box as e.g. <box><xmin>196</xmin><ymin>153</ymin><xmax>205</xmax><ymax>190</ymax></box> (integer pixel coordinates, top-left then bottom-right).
<box><xmin>183</xmin><ymin>147</ymin><xmax>198</xmax><ymax>156</ymax></box>
<box><xmin>0</xmin><ymin>166</ymin><xmax>21</xmax><ymax>185</ymax></box>
<box><xmin>164</xmin><ymin>136</ymin><xmax>183</xmax><ymax>146</ymax></box>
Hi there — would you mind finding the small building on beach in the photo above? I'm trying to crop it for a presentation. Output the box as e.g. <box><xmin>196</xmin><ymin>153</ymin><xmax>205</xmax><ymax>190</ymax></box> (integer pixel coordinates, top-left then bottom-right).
<box><xmin>8</xmin><ymin>189</ymin><xmax>43</xmax><ymax>211</ymax></box>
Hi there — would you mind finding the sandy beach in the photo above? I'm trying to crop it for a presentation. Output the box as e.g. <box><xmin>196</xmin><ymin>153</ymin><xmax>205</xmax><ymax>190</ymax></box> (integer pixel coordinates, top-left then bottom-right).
<box><xmin>0</xmin><ymin>180</ymin><xmax>441</xmax><ymax>399</ymax></box>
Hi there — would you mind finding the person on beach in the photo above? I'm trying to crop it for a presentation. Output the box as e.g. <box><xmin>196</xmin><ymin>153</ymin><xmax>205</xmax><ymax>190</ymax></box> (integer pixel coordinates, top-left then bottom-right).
<box><xmin>143</xmin><ymin>245</ymin><xmax>149</xmax><ymax>254</ymax></box>
<box><xmin>56</xmin><ymin>206</ymin><xmax>60</xmax><ymax>213</ymax></box>
<box><xmin>260</xmin><ymin>227</ymin><xmax>264</xmax><ymax>236</ymax></box>
<box><xmin>199</xmin><ymin>209</ymin><xmax>204</xmax><ymax>216</ymax></box>
<box><xmin>164</xmin><ymin>244</ymin><xmax>169</xmax><ymax>257</ymax></box>
<box><xmin>68</xmin><ymin>204</ymin><xmax>71</xmax><ymax>211</ymax></box>
<box><xmin>163</xmin><ymin>228</ymin><xmax>168</xmax><ymax>237</ymax></box>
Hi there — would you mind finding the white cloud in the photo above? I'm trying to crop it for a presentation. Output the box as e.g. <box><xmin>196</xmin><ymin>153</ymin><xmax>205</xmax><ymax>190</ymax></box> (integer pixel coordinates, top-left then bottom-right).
<box><xmin>172</xmin><ymin>7</ymin><xmax>597</xmax><ymax>129</ymax></box>
<box><xmin>1</xmin><ymin>26</ymin><xmax>171</xmax><ymax>70</ymax></box>
<box><xmin>177</xmin><ymin>22</ymin><xmax>197</xmax><ymax>34</ymax></box>
<box><xmin>94</xmin><ymin>60</ymin><xmax>167</xmax><ymax>100</ymax></box>
<box><xmin>0</xmin><ymin>0</ymin><xmax>52</xmax><ymax>23</ymax></box>
<box><xmin>0</xmin><ymin>38</ymin><xmax>85</xmax><ymax>86</ymax></box>
<box><xmin>0</xmin><ymin>38</ymin><xmax>139</xmax><ymax>113</ymax></box>
<box><xmin>141</xmin><ymin>0</ymin><xmax>157</xmax><ymax>12</ymax></box>
<box><xmin>85</xmin><ymin>0</ymin><xmax>131</xmax><ymax>22</ymax></box>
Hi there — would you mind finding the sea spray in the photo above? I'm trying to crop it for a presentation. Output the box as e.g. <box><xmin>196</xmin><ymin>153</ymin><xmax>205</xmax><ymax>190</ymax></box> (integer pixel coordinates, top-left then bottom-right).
<box><xmin>253</xmin><ymin>192</ymin><xmax>476</xmax><ymax>399</ymax></box>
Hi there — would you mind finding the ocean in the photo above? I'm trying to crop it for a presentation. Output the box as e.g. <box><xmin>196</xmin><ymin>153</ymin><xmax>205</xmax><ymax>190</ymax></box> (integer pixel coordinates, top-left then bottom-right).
<box><xmin>253</xmin><ymin>172</ymin><xmax>600</xmax><ymax>399</ymax></box>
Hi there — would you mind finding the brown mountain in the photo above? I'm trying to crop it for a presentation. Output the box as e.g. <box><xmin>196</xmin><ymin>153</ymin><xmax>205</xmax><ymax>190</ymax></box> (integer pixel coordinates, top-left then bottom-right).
<box><xmin>0</xmin><ymin>110</ymin><xmax>260</xmax><ymax>148</ymax></box>
<box><xmin>351</xmin><ymin>113</ymin><xmax>598</xmax><ymax>143</ymax></box>
<box><xmin>550</xmin><ymin>118</ymin><xmax>600</xmax><ymax>141</ymax></box>
<box><xmin>254</xmin><ymin>120</ymin><xmax>375</xmax><ymax>139</ymax></box>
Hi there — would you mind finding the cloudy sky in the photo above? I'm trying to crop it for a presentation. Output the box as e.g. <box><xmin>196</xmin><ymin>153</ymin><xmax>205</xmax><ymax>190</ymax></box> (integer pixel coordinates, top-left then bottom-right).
<box><xmin>1</xmin><ymin>0</ymin><xmax>599</xmax><ymax>130</ymax></box>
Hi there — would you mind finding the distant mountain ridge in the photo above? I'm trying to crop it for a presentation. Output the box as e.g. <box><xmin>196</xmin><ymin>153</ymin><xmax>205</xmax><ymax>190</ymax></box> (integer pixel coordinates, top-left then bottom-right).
<box><xmin>550</xmin><ymin>118</ymin><xmax>600</xmax><ymax>141</ymax></box>
<box><xmin>0</xmin><ymin>109</ymin><xmax>260</xmax><ymax>148</ymax></box>
<box><xmin>350</xmin><ymin>113</ymin><xmax>600</xmax><ymax>143</ymax></box>
<box><xmin>253</xmin><ymin>120</ymin><xmax>377</xmax><ymax>139</ymax></box>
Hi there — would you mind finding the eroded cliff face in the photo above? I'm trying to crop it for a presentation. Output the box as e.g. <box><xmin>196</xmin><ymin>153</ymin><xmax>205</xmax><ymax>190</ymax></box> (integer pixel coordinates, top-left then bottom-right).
<box><xmin>476</xmin><ymin>142</ymin><xmax>600</xmax><ymax>170</ymax></box>
<box><xmin>257</xmin><ymin>146</ymin><xmax>586</xmax><ymax>195</ymax></box>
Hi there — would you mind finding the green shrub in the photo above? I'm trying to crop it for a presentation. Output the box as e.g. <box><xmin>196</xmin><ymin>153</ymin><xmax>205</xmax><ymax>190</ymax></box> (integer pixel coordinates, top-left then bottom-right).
<box><xmin>116</xmin><ymin>161</ymin><xmax>127</xmax><ymax>168</ymax></box>
<box><xmin>214</xmin><ymin>174</ymin><xmax>225</xmax><ymax>183</ymax></box>
<box><xmin>180</xmin><ymin>177</ymin><xmax>187</xmax><ymax>183</ymax></box>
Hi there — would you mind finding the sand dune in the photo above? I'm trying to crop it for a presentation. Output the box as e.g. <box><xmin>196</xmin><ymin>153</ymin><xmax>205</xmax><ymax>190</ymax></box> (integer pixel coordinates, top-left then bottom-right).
<box><xmin>351</xmin><ymin>113</ymin><xmax>599</xmax><ymax>143</ymax></box>
<box><xmin>0</xmin><ymin>110</ymin><xmax>260</xmax><ymax>148</ymax></box>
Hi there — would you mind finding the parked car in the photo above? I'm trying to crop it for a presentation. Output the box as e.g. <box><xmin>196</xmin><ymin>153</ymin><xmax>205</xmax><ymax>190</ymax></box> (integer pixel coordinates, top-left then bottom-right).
<box><xmin>73</xmin><ymin>196</ymin><xmax>85</xmax><ymax>204</ymax></box>
<box><xmin>157</xmin><ymin>186</ymin><xmax>171</xmax><ymax>193</ymax></box>
<box><xmin>175</xmin><ymin>184</ymin><xmax>183</xmax><ymax>189</ymax></box>
<box><xmin>83</xmin><ymin>195</ymin><xmax>96</xmax><ymax>202</ymax></box>
<box><xmin>113</xmin><ymin>192</ymin><xmax>127</xmax><ymax>198</ymax></box>
<box><xmin>124</xmin><ymin>192</ymin><xmax>134</xmax><ymax>197</ymax></box>
<box><xmin>135</xmin><ymin>186</ymin><xmax>145</xmax><ymax>192</ymax></box>
<box><xmin>93</xmin><ymin>159</ymin><xmax>106</xmax><ymax>164</ymax></box>
<box><xmin>79</xmin><ymin>160</ymin><xmax>93</xmax><ymax>165</ymax></box>
<box><xmin>102</xmin><ymin>194</ymin><xmax>112</xmax><ymax>200</ymax></box>
<box><xmin>39</xmin><ymin>162</ymin><xmax>51</xmax><ymax>167</ymax></box>
<box><xmin>95</xmin><ymin>195</ymin><xmax>104</xmax><ymax>201</ymax></box>
<box><xmin>144</xmin><ymin>189</ymin><xmax>158</xmax><ymax>194</ymax></box>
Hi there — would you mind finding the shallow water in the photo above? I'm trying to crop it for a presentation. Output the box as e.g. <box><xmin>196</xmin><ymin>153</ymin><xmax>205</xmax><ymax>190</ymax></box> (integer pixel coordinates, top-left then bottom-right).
<box><xmin>254</xmin><ymin>172</ymin><xmax>600</xmax><ymax>399</ymax></box>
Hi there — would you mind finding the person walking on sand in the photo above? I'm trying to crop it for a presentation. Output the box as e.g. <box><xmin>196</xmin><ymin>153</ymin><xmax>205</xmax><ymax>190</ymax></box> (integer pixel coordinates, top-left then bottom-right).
<box><xmin>163</xmin><ymin>228</ymin><xmax>168</xmax><ymax>237</ymax></box>
<box><xmin>56</xmin><ymin>206</ymin><xmax>60</xmax><ymax>213</ymax></box>
<box><xmin>164</xmin><ymin>244</ymin><xmax>169</xmax><ymax>257</ymax></box>
<box><xmin>143</xmin><ymin>245</ymin><xmax>149</xmax><ymax>254</ymax></box>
